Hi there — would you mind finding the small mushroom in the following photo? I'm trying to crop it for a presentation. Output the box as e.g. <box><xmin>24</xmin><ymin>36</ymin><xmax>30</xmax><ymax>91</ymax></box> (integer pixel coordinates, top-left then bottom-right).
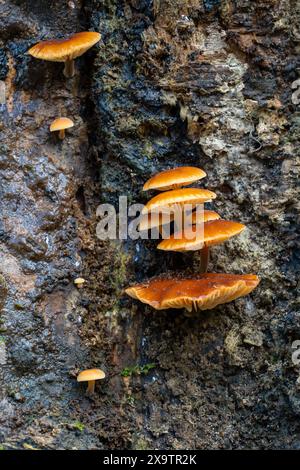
<box><xmin>74</xmin><ymin>277</ymin><xmax>86</xmax><ymax>288</ymax></box>
<box><xmin>125</xmin><ymin>273</ymin><xmax>260</xmax><ymax>312</ymax></box>
<box><xmin>142</xmin><ymin>188</ymin><xmax>216</xmax><ymax>215</ymax></box>
<box><xmin>28</xmin><ymin>31</ymin><xmax>101</xmax><ymax>78</ymax></box>
<box><xmin>157</xmin><ymin>219</ymin><xmax>245</xmax><ymax>272</ymax></box>
<box><xmin>50</xmin><ymin>117</ymin><xmax>74</xmax><ymax>140</ymax></box>
<box><xmin>143</xmin><ymin>166</ymin><xmax>206</xmax><ymax>191</ymax></box>
<box><xmin>77</xmin><ymin>368</ymin><xmax>105</xmax><ymax>393</ymax></box>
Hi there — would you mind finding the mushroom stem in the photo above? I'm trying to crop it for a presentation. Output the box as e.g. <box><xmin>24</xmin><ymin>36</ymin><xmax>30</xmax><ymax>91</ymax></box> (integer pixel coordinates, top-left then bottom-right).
<box><xmin>58</xmin><ymin>129</ymin><xmax>65</xmax><ymax>140</ymax></box>
<box><xmin>200</xmin><ymin>246</ymin><xmax>210</xmax><ymax>273</ymax></box>
<box><xmin>184</xmin><ymin>308</ymin><xmax>196</xmax><ymax>318</ymax></box>
<box><xmin>87</xmin><ymin>380</ymin><xmax>95</xmax><ymax>394</ymax></box>
<box><xmin>64</xmin><ymin>59</ymin><xmax>75</xmax><ymax>78</ymax></box>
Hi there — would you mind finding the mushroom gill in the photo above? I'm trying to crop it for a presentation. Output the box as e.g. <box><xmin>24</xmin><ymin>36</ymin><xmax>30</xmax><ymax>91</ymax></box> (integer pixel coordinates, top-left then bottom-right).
<box><xmin>125</xmin><ymin>273</ymin><xmax>260</xmax><ymax>312</ymax></box>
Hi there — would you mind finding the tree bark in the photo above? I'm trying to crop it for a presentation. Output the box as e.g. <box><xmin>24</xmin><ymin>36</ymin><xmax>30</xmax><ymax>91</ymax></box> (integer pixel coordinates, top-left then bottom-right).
<box><xmin>0</xmin><ymin>0</ymin><xmax>299</xmax><ymax>450</ymax></box>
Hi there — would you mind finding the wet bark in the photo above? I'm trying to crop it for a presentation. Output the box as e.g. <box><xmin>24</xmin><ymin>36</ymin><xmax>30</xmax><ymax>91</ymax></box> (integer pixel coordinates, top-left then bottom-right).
<box><xmin>0</xmin><ymin>0</ymin><xmax>299</xmax><ymax>450</ymax></box>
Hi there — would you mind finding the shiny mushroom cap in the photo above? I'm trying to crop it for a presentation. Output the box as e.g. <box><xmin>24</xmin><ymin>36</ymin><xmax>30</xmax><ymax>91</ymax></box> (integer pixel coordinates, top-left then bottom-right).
<box><xmin>193</xmin><ymin>210</ymin><xmax>221</xmax><ymax>224</ymax></box>
<box><xmin>125</xmin><ymin>273</ymin><xmax>260</xmax><ymax>312</ymax></box>
<box><xmin>201</xmin><ymin>219</ymin><xmax>245</xmax><ymax>246</ymax></box>
<box><xmin>50</xmin><ymin>117</ymin><xmax>74</xmax><ymax>132</ymax></box>
<box><xmin>143</xmin><ymin>166</ymin><xmax>206</xmax><ymax>192</ymax></box>
<box><xmin>157</xmin><ymin>219</ymin><xmax>245</xmax><ymax>251</ymax></box>
<box><xmin>28</xmin><ymin>32</ymin><xmax>101</xmax><ymax>62</ymax></box>
<box><xmin>77</xmin><ymin>368</ymin><xmax>105</xmax><ymax>382</ymax></box>
<box><xmin>142</xmin><ymin>188</ymin><xmax>216</xmax><ymax>215</ymax></box>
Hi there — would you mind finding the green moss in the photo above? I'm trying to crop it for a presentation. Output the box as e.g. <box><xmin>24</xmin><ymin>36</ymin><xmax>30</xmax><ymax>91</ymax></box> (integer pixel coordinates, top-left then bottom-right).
<box><xmin>0</xmin><ymin>274</ymin><xmax>7</xmax><ymax>290</ymax></box>
<box><xmin>133</xmin><ymin>437</ymin><xmax>151</xmax><ymax>450</ymax></box>
<box><xmin>143</xmin><ymin>141</ymin><xmax>154</xmax><ymax>158</ymax></box>
<box><xmin>110</xmin><ymin>243</ymin><xmax>130</xmax><ymax>297</ymax></box>
<box><xmin>121</xmin><ymin>363</ymin><xmax>156</xmax><ymax>377</ymax></box>
<box><xmin>23</xmin><ymin>443</ymin><xmax>39</xmax><ymax>450</ymax></box>
<box><xmin>60</xmin><ymin>420</ymin><xmax>85</xmax><ymax>432</ymax></box>
<box><xmin>71</xmin><ymin>421</ymin><xmax>85</xmax><ymax>432</ymax></box>
<box><xmin>0</xmin><ymin>274</ymin><xmax>7</xmax><ymax>312</ymax></box>
<box><xmin>126</xmin><ymin>394</ymin><xmax>135</xmax><ymax>406</ymax></box>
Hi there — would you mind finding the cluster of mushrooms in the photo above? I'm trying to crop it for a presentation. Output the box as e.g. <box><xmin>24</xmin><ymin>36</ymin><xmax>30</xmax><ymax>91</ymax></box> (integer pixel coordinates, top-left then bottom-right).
<box><xmin>126</xmin><ymin>166</ymin><xmax>259</xmax><ymax>312</ymax></box>
<box><xmin>28</xmin><ymin>32</ymin><xmax>105</xmax><ymax>394</ymax></box>
<box><xmin>28</xmin><ymin>32</ymin><xmax>260</xmax><ymax>393</ymax></box>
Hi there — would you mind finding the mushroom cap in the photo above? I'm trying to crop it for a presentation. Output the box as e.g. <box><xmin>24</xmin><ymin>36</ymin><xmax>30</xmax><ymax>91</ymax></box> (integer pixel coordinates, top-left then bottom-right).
<box><xmin>157</xmin><ymin>219</ymin><xmax>245</xmax><ymax>251</ymax></box>
<box><xmin>50</xmin><ymin>117</ymin><xmax>74</xmax><ymax>132</ymax></box>
<box><xmin>143</xmin><ymin>166</ymin><xmax>206</xmax><ymax>191</ymax></box>
<box><xmin>142</xmin><ymin>188</ymin><xmax>216</xmax><ymax>215</ymax></box>
<box><xmin>193</xmin><ymin>210</ymin><xmax>221</xmax><ymax>224</ymax></box>
<box><xmin>77</xmin><ymin>368</ymin><xmax>105</xmax><ymax>382</ymax></box>
<box><xmin>28</xmin><ymin>32</ymin><xmax>101</xmax><ymax>62</ymax></box>
<box><xmin>202</xmin><ymin>219</ymin><xmax>245</xmax><ymax>246</ymax></box>
<box><xmin>139</xmin><ymin>212</ymin><xmax>174</xmax><ymax>231</ymax></box>
<box><xmin>74</xmin><ymin>277</ymin><xmax>86</xmax><ymax>285</ymax></box>
<box><xmin>125</xmin><ymin>273</ymin><xmax>259</xmax><ymax>311</ymax></box>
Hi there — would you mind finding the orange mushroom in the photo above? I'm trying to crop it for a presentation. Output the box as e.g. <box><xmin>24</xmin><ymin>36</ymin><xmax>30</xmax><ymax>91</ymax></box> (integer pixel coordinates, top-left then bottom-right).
<box><xmin>125</xmin><ymin>273</ymin><xmax>259</xmax><ymax>312</ymax></box>
<box><xmin>193</xmin><ymin>210</ymin><xmax>220</xmax><ymax>224</ymax></box>
<box><xmin>28</xmin><ymin>31</ymin><xmax>101</xmax><ymax>78</ymax></box>
<box><xmin>158</xmin><ymin>219</ymin><xmax>245</xmax><ymax>251</ymax></box>
<box><xmin>138</xmin><ymin>212</ymin><xmax>174</xmax><ymax>237</ymax></box>
<box><xmin>158</xmin><ymin>219</ymin><xmax>246</xmax><ymax>272</ymax></box>
<box><xmin>77</xmin><ymin>368</ymin><xmax>105</xmax><ymax>393</ymax></box>
<box><xmin>74</xmin><ymin>277</ymin><xmax>86</xmax><ymax>288</ymax></box>
<box><xmin>176</xmin><ymin>209</ymin><xmax>221</xmax><ymax>231</ymax></box>
<box><xmin>50</xmin><ymin>117</ymin><xmax>74</xmax><ymax>140</ymax></box>
<box><xmin>143</xmin><ymin>166</ymin><xmax>206</xmax><ymax>191</ymax></box>
<box><xmin>142</xmin><ymin>188</ymin><xmax>216</xmax><ymax>215</ymax></box>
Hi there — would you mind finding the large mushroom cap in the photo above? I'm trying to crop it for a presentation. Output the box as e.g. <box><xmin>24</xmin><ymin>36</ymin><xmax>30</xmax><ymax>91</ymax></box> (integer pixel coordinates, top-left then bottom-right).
<box><xmin>158</xmin><ymin>219</ymin><xmax>245</xmax><ymax>251</ymax></box>
<box><xmin>28</xmin><ymin>32</ymin><xmax>101</xmax><ymax>62</ymax></box>
<box><xmin>77</xmin><ymin>368</ymin><xmax>105</xmax><ymax>382</ymax></box>
<box><xmin>50</xmin><ymin>117</ymin><xmax>74</xmax><ymax>132</ymax></box>
<box><xmin>143</xmin><ymin>166</ymin><xmax>206</xmax><ymax>192</ymax></box>
<box><xmin>125</xmin><ymin>273</ymin><xmax>259</xmax><ymax>312</ymax></box>
<box><xmin>142</xmin><ymin>188</ymin><xmax>216</xmax><ymax>215</ymax></box>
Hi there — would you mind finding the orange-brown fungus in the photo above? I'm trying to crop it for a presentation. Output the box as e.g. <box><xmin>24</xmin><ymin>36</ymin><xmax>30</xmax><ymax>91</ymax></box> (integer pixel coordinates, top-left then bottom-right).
<box><xmin>143</xmin><ymin>166</ymin><xmax>206</xmax><ymax>191</ymax></box>
<box><xmin>125</xmin><ymin>273</ymin><xmax>260</xmax><ymax>312</ymax></box>
<box><xmin>193</xmin><ymin>210</ymin><xmax>221</xmax><ymax>224</ymax></box>
<box><xmin>158</xmin><ymin>219</ymin><xmax>245</xmax><ymax>251</ymax></box>
<box><xmin>50</xmin><ymin>117</ymin><xmax>74</xmax><ymax>139</ymax></box>
<box><xmin>28</xmin><ymin>32</ymin><xmax>101</xmax><ymax>77</ymax></box>
<box><xmin>142</xmin><ymin>188</ymin><xmax>216</xmax><ymax>215</ymax></box>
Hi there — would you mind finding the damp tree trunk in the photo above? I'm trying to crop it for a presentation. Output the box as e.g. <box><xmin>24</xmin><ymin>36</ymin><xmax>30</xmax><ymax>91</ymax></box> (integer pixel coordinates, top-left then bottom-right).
<box><xmin>0</xmin><ymin>0</ymin><xmax>299</xmax><ymax>450</ymax></box>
